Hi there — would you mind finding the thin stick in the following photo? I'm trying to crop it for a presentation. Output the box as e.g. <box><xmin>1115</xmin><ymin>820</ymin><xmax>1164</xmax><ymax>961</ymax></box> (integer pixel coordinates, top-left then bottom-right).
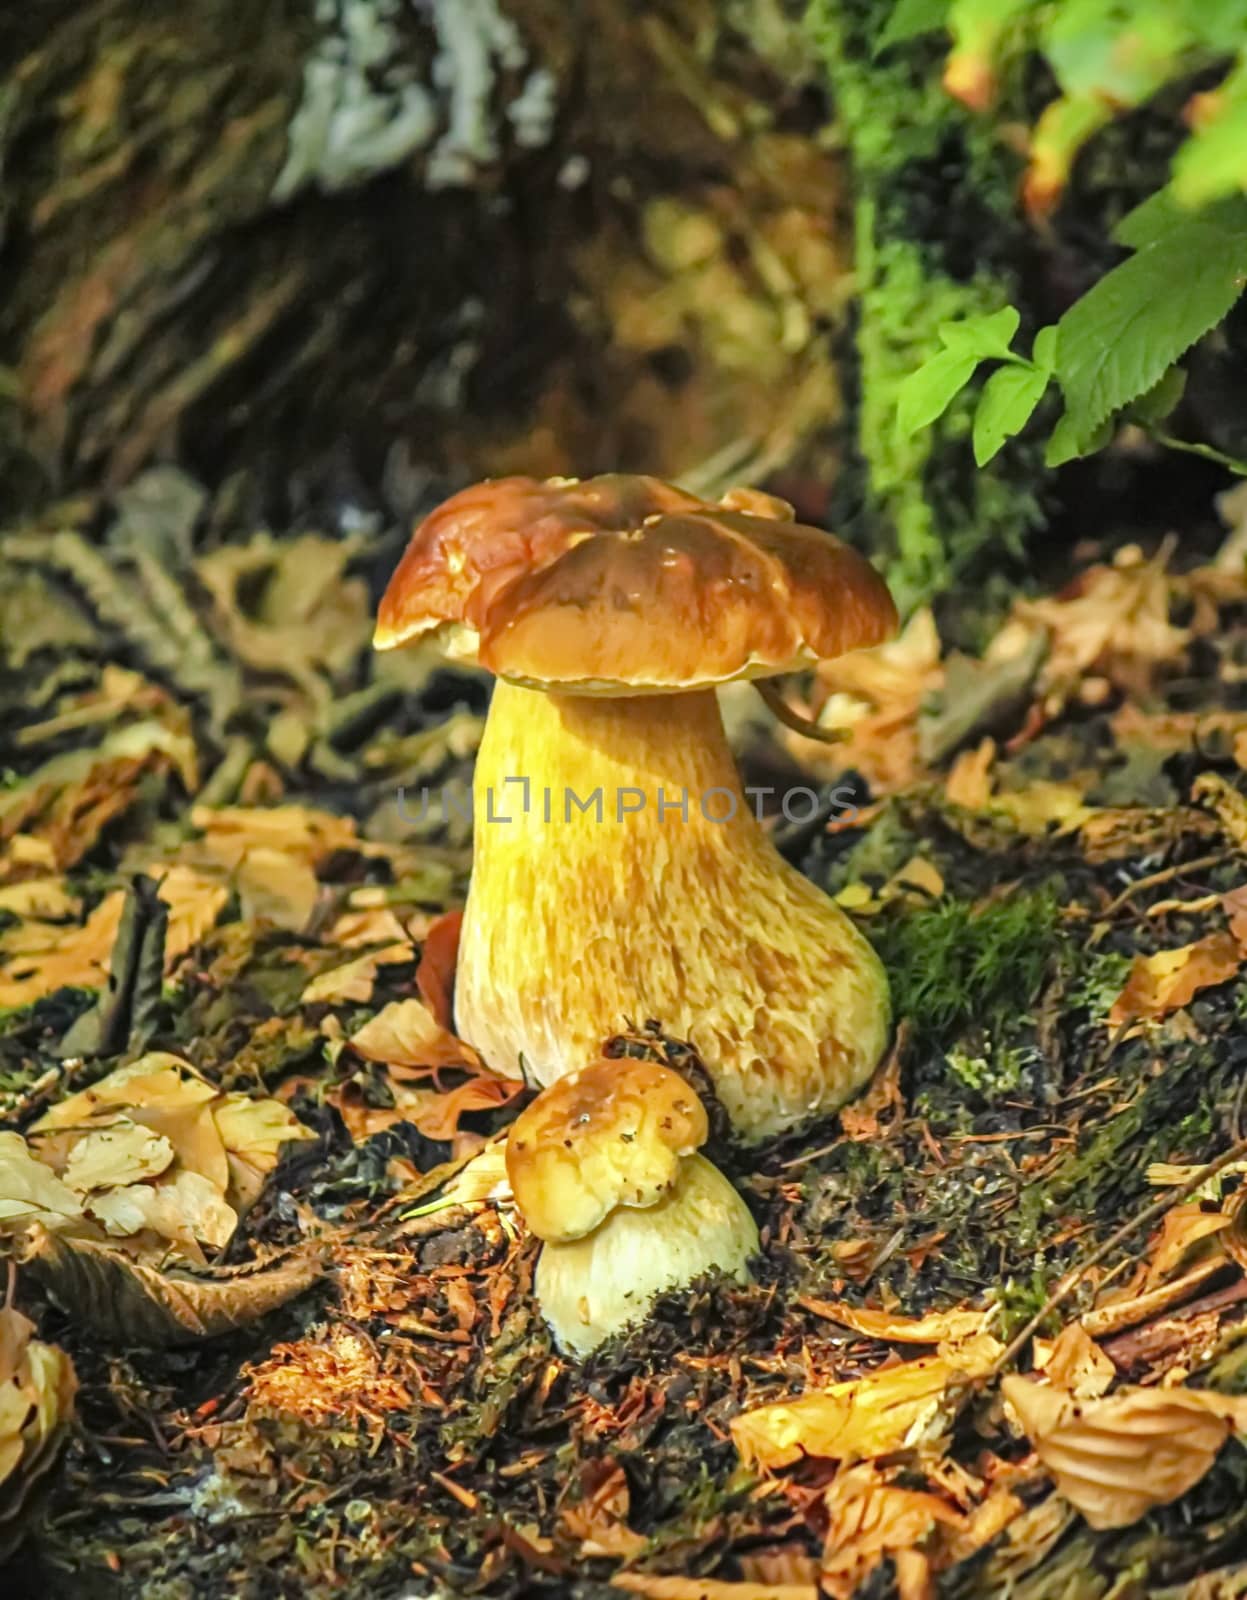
<box><xmin>992</xmin><ymin>1132</ymin><xmax>1247</xmax><ymax>1375</ymax></box>
<box><xmin>754</xmin><ymin>678</ymin><xmax>848</xmax><ymax>745</ymax></box>
<box><xmin>1102</xmin><ymin>850</ymin><xmax>1233</xmax><ymax>917</ymax></box>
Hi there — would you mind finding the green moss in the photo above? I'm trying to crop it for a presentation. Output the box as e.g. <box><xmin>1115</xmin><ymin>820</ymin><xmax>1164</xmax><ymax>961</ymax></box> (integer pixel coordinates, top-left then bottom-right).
<box><xmin>806</xmin><ymin>0</ymin><xmax>1044</xmax><ymax>608</ymax></box>
<box><xmin>870</xmin><ymin>890</ymin><xmax>1062</xmax><ymax>1048</ymax></box>
<box><xmin>1068</xmin><ymin>949</ymin><xmax>1134</xmax><ymax>1024</ymax></box>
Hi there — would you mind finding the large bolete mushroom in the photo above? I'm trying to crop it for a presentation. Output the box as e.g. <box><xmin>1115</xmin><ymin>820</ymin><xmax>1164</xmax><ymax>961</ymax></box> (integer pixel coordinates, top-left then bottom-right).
<box><xmin>375</xmin><ymin>473</ymin><xmax>897</xmax><ymax>1140</ymax></box>
<box><xmin>505</xmin><ymin>1058</ymin><xmax>757</xmax><ymax>1355</ymax></box>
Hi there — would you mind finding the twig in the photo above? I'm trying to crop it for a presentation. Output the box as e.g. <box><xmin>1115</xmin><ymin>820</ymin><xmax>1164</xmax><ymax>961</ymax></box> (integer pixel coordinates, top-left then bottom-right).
<box><xmin>1102</xmin><ymin>850</ymin><xmax>1233</xmax><ymax>917</ymax></box>
<box><xmin>992</xmin><ymin>1132</ymin><xmax>1247</xmax><ymax>1375</ymax></box>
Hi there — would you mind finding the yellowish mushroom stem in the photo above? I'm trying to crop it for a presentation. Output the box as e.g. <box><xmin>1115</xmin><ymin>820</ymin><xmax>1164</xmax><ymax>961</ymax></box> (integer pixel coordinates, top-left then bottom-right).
<box><xmin>454</xmin><ymin>679</ymin><xmax>890</xmax><ymax>1141</ymax></box>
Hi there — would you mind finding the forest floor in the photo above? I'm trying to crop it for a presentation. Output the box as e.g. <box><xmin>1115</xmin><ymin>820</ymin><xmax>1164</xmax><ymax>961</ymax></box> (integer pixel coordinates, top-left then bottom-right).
<box><xmin>6</xmin><ymin>471</ymin><xmax>1247</xmax><ymax>1598</ymax></box>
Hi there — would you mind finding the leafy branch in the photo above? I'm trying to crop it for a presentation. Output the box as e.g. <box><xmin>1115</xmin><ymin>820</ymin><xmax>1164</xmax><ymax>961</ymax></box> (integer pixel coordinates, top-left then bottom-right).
<box><xmin>896</xmin><ymin>192</ymin><xmax>1247</xmax><ymax>472</ymax></box>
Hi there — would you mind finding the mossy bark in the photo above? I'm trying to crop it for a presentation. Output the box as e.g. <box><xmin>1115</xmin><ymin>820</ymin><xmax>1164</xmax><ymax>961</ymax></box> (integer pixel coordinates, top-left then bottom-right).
<box><xmin>0</xmin><ymin>0</ymin><xmax>851</xmax><ymax>523</ymax></box>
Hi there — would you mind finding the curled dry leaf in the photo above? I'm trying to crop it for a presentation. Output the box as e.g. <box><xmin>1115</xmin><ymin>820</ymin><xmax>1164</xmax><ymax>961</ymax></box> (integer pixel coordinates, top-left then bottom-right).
<box><xmin>87</xmin><ymin>1170</ymin><xmax>237</xmax><ymax>1252</ymax></box>
<box><xmin>821</xmin><ymin>1462</ymin><xmax>962</xmax><ymax>1600</ymax></box>
<box><xmin>1002</xmin><ymin>1375</ymin><xmax>1247</xmax><ymax>1530</ymax></box>
<box><xmin>799</xmin><ymin>1300</ymin><xmax>989</xmax><ymax>1346</ymax></box>
<box><xmin>150</xmin><ymin>864</ymin><xmax>229</xmax><ymax>963</ymax></box>
<box><xmin>25</xmin><ymin>1055</ymin><xmax>313</xmax><ymax>1258</ymax></box>
<box><xmin>1107</xmin><ymin>932</ymin><xmax>1242</xmax><ymax>1030</ymax></box>
<box><xmin>348</xmin><ymin>998</ymin><xmax>481</xmax><ymax>1076</ymax></box>
<box><xmin>0</xmin><ymin>1134</ymin><xmax>82</xmax><ymax>1233</ymax></box>
<box><xmin>1193</xmin><ymin>772</ymin><xmax>1247</xmax><ymax>854</ymax></box>
<box><xmin>61</xmin><ymin>1120</ymin><xmax>175</xmax><ymax>1193</ymax></box>
<box><xmin>300</xmin><ymin>943</ymin><xmax>413</xmax><ymax>1005</ymax></box>
<box><xmin>0</xmin><ymin>889</ymin><xmax>124</xmax><ymax>1009</ymax></box>
<box><xmin>612</xmin><ymin>1577</ymin><xmax>817</xmax><ymax>1600</ymax></box>
<box><xmin>801</xmin><ymin>607</ymin><xmax>943</xmax><ymax>794</ymax></box>
<box><xmin>17</xmin><ymin>1225</ymin><xmax>324</xmax><ymax>1346</ymax></box>
<box><xmin>560</xmin><ymin>1459</ymin><xmax>648</xmax><ymax>1559</ymax></box>
<box><xmin>1014</xmin><ymin>544</ymin><xmax>1189</xmax><ymax>711</ymax></box>
<box><xmin>416</xmin><ymin>908</ymin><xmax>463</xmax><ymax>1029</ymax></box>
<box><xmin>0</xmin><ymin>1305</ymin><xmax>77</xmax><ymax>1555</ymax></box>
<box><xmin>1032</xmin><ymin>1322</ymin><xmax>1115</xmax><ymax>1399</ymax></box>
<box><xmin>731</xmin><ymin>1337</ymin><xmax>1002</xmax><ymax>1470</ymax></box>
<box><xmin>409</xmin><ymin>1075</ymin><xmax>524</xmax><ymax>1141</ymax></box>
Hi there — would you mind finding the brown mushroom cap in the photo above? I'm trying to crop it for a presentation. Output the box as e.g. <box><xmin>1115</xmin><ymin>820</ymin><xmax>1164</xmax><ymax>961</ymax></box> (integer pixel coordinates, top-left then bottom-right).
<box><xmin>504</xmin><ymin>1057</ymin><xmax>709</xmax><ymax>1243</ymax></box>
<box><xmin>374</xmin><ymin>474</ymin><xmax>897</xmax><ymax>693</ymax></box>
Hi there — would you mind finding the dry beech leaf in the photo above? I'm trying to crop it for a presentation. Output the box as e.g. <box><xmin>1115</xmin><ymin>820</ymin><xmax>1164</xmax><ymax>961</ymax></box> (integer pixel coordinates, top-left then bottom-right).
<box><xmin>1141</xmin><ymin>1204</ymin><xmax>1231</xmax><ymax>1289</ymax></box>
<box><xmin>821</xmin><ymin>1463</ymin><xmax>961</xmax><ymax>1600</ymax></box>
<box><xmin>0</xmin><ymin>890</ymin><xmax>124</xmax><ymax>1008</ymax></box>
<box><xmin>233</xmin><ymin>848</ymin><xmax>320</xmax><ymax>933</ymax></box>
<box><xmin>0</xmin><ymin>879</ymin><xmax>78</xmax><ymax>920</ymax></box>
<box><xmin>0</xmin><ymin>1305</ymin><xmax>76</xmax><ymax>1554</ymax></box>
<box><xmin>1222</xmin><ymin>885</ymin><xmax>1247</xmax><ymax>946</ymax></box>
<box><xmin>87</xmin><ymin>1170</ymin><xmax>238</xmax><ymax>1252</ymax></box>
<box><xmin>836</xmin><ymin>1042</ymin><xmax>904</xmax><ymax>1142</ymax></box>
<box><xmin>18</xmin><ymin>1225</ymin><xmax>324</xmax><ymax>1346</ymax></box>
<box><xmin>612</xmin><ymin>1577</ymin><xmax>817</xmax><ymax>1600</ymax></box>
<box><xmin>799</xmin><ymin>1300</ymin><xmax>988</xmax><ymax>1346</ymax></box>
<box><xmin>300</xmin><ymin>943</ymin><xmax>413</xmax><ymax>1005</ymax></box>
<box><xmin>1002</xmin><ymin>1375</ymin><xmax>1247</xmax><ymax>1530</ymax></box>
<box><xmin>189</xmin><ymin>803</ymin><xmax>364</xmax><ymax>867</ymax></box>
<box><xmin>151</xmin><ymin>864</ymin><xmax>229</xmax><ymax>963</ymax></box>
<box><xmin>61</xmin><ymin>1120</ymin><xmax>175</xmax><ymax>1194</ymax></box>
<box><xmin>560</xmin><ymin>1459</ymin><xmax>648</xmax><ymax>1559</ymax></box>
<box><xmin>732</xmin><ymin>1338</ymin><xmax>1001</xmax><ymax>1470</ymax></box>
<box><xmin>30</xmin><ymin>1055</ymin><xmax>215</xmax><ymax>1133</ymax></box>
<box><xmin>0</xmin><ymin>1134</ymin><xmax>82</xmax><ymax>1232</ymax></box>
<box><xmin>1015</xmin><ymin>544</ymin><xmax>1189</xmax><ymax>707</ymax></box>
<box><xmin>27</xmin><ymin>1057</ymin><xmax>313</xmax><ymax>1256</ymax></box>
<box><xmin>1032</xmin><ymin>1322</ymin><xmax>1115</xmax><ymax>1399</ymax></box>
<box><xmin>945</xmin><ymin>739</ymin><xmax>996</xmax><ymax>809</ymax></box>
<box><xmin>410</xmin><ymin>1075</ymin><xmax>524</xmax><ymax>1141</ymax></box>
<box><xmin>349</xmin><ymin>998</ymin><xmax>480</xmax><ymax>1075</ymax></box>
<box><xmin>416</xmin><ymin>908</ymin><xmax>463</xmax><ymax>1029</ymax></box>
<box><xmin>1108</xmin><ymin>931</ymin><xmax>1242</xmax><ymax>1029</ymax></box>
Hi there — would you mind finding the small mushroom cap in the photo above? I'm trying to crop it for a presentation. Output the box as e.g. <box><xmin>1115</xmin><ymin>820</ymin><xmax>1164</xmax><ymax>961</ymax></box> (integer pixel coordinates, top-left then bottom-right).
<box><xmin>374</xmin><ymin>474</ymin><xmax>897</xmax><ymax>693</ymax></box>
<box><xmin>505</xmin><ymin>1057</ymin><xmax>709</xmax><ymax>1242</ymax></box>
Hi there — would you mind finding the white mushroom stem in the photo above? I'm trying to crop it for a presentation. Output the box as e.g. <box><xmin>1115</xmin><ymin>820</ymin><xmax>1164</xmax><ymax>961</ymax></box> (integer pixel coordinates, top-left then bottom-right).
<box><xmin>533</xmin><ymin>1153</ymin><xmax>758</xmax><ymax>1356</ymax></box>
<box><xmin>454</xmin><ymin>679</ymin><xmax>890</xmax><ymax>1141</ymax></box>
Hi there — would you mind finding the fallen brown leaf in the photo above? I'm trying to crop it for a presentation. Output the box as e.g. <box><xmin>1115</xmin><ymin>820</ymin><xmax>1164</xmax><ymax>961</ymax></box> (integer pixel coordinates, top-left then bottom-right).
<box><xmin>612</xmin><ymin>1577</ymin><xmax>817</xmax><ymax>1600</ymax></box>
<box><xmin>821</xmin><ymin>1463</ymin><xmax>961</xmax><ymax>1600</ymax></box>
<box><xmin>18</xmin><ymin>1225</ymin><xmax>323</xmax><ymax>1346</ymax></box>
<box><xmin>798</xmin><ymin>1301</ymin><xmax>988</xmax><ymax>1346</ymax></box>
<box><xmin>301</xmin><ymin>943</ymin><xmax>413</xmax><ymax>1005</ymax></box>
<box><xmin>1002</xmin><ymin>1375</ymin><xmax>1247</xmax><ymax>1529</ymax></box>
<box><xmin>732</xmin><ymin>1337</ymin><xmax>1001</xmax><ymax>1470</ymax></box>
<box><xmin>1032</xmin><ymin>1322</ymin><xmax>1115</xmax><ymax>1399</ymax></box>
<box><xmin>348</xmin><ymin>998</ymin><xmax>480</xmax><ymax>1075</ymax></box>
<box><xmin>417</xmin><ymin>908</ymin><xmax>463</xmax><ymax>1028</ymax></box>
<box><xmin>0</xmin><ymin>1304</ymin><xmax>76</xmax><ymax>1555</ymax></box>
<box><xmin>1108</xmin><ymin>932</ymin><xmax>1242</xmax><ymax>1029</ymax></box>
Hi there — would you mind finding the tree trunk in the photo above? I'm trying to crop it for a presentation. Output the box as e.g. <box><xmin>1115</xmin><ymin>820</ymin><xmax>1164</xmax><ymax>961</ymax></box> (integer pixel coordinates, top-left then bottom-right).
<box><xmin>0</xmin><ymin>0</ymin><xmax>850</xmax><ymax>522</ymax></box>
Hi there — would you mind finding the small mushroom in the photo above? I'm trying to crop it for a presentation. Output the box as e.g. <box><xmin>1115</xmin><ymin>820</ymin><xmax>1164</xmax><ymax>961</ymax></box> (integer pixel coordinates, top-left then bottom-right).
<box><xmin>505</xmin><ymin>1058</ymin><xmax>757</xmax><ymax>1355</ymax></box>
<box><xmin>375</xmin><ymin>473</ymin><xmax>897</xmax><ymax>1140</ymax></box>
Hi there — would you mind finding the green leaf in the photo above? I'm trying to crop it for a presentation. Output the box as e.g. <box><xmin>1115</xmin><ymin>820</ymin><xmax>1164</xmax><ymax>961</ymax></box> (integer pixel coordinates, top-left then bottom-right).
<box><xmin>1129</xmin><ymin>365</ymin><xmax>1187</xmax><ymax>424</ymax></box>
<box><xmin>937</xmin><ymin>306</ymin><xmax>1021</xmax><ymax>360</ymax></box>
<box><xmin>972</xmin><ymin>364</ymin><xmax>1052</xmax><ymax>465</ymax></box>
<box><xmin>876</xmin><ymin>0</ymin><xmax>951</xmax><ymax>53</ymax></box>
<box><xmin>1031</xmin><ymin>325</ymin><xmax>1058</xmax><ymax>372</ymax></box>
<box><xmin>1172</xmin><ymin>72</ymin><xmax>1247</xmax><ymax>209</ymax></box>
<box><xmin>897</xmin><ymin>350</ymin><xmax>981</xmax><ymax>438</ymax></box>
<box><xmin>1044</xmin><ymin>408</ymin><xmax>1113</xmax><ymax>468</ymax></box>
<box><xmin>1057</xmin><ymin>196</ymin><xmax>1247</xmax><ymax>438</ymax></box>
<box><xmin>1112</xmin><ymin>187</ymin><xmax>1185</xmax><ymax>249</ymax></box>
